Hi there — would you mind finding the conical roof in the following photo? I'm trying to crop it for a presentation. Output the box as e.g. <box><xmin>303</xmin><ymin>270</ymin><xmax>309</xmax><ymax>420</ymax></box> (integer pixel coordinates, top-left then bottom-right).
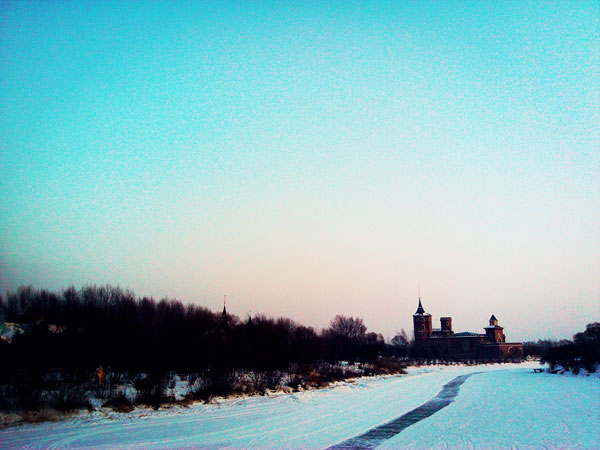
<box><xmin>414</xmin><ymin>298</ymin><xmax>430</xmax><ymax>315</ymax></box>
<box><xmin>490</xmin><ymin>314</ymin><xmax>497</xmax><ymax>321</ymax></box>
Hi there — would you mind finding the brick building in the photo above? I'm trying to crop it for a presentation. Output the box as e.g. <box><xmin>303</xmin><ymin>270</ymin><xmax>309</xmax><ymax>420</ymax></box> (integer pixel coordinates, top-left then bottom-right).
<box><xmin>413</xmin><ymin>298</ymin><xmax>523</xmax><ymax>360</ymax></box>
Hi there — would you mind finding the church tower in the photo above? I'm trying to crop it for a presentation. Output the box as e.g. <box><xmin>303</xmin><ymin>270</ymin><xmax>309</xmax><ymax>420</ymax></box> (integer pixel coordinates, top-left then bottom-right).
<box><xmin>485</xmin><ymin>314</ymin><xmax>505</xmax><ymax>343</ymax></box>
<box><xmin>413</xmin><ymin>298</ymin><xmax>432</xmax><ymax>342</ymax></box>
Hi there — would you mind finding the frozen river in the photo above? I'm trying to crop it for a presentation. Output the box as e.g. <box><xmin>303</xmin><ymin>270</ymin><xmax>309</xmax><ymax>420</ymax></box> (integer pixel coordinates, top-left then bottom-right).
<box><xmin>1</xmin><ymin>362</ymin><xmax>598</xmax><ymax>449</ymax></box>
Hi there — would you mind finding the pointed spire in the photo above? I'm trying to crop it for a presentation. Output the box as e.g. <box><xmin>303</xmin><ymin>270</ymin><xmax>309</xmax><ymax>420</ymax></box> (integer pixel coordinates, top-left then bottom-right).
<box><xmin>222</xmin><ymin>295</ymin><xmax>227</xmax><ymax>317</ymax></box>
<box><xmin>414</xmin><ymin>284</ymin><xmax>426</xmax><ymax>315</ymax></box>
<box><xmin>415</xmin><ymin>298</ymin><xmax>425</xmax><ymax>315</ymax></box>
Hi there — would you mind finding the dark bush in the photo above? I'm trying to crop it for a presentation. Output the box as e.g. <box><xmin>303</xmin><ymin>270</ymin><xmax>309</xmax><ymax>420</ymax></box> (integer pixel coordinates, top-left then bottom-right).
<box><xmin>103</xmin><ymin>394</ymin><xmax>134</xmax><ymax>413</ymax></box>
<box><xmin>49</xmin><ymin>382</ymin><xmax>89</xmax><ymax>412</ymax></box>
<box><xmin>287</xmin><ymin>373</ymin><xmax>303</xmax><ymax>391</ymax></box>
<box><xmin>133</xmin><ymin>374</ymin><xmax>171</xmax><ymax>409</ymax></box>
<box><xmin>373</xmin><ymin>358</ymin><xmax>407</xmax><ymax>374</ymax></box>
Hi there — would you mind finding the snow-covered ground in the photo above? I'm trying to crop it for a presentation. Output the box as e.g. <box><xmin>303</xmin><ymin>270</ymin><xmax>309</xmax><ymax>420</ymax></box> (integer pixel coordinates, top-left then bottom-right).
<box><xmin>1</xmin><ymin>361</ymin><xmax>598</xmax><ymax>449</ymax></box>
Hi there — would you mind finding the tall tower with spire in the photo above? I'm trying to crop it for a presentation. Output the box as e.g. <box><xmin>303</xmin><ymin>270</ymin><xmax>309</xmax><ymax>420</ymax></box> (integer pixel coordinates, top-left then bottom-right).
<box><xmin>413</xmin><ymin>297</ymin><xmax>432</xmax><ymax>342</ymax></box>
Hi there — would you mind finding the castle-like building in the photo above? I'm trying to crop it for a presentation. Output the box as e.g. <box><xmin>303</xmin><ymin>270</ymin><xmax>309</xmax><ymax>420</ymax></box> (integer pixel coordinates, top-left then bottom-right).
<box><xmin>413</xmin><ymin>298</ymin><xmax>523</xmax><ymax>360</ymax></box>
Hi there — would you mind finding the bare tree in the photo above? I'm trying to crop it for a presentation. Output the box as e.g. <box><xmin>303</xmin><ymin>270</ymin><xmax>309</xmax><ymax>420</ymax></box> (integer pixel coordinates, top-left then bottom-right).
<box><xmin>328</xmin><ymin>315</ymin><xmax>367</xmax><ymax>341</ymax></box>
<box><xmin>391</xmin><ymin>329</ymin><xmax>409</xmax><ymax>346</ymax></box>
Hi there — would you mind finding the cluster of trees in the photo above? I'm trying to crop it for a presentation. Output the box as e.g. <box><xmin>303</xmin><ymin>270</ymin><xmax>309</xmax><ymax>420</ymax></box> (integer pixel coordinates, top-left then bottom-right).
<box><xmin>522</xmin><ymin>339</ymin><xmax>572</xmax><ymax>358</ymax></box>
<box><xmin>0</xmin><ymin>286</ymin><xmax>395</xmax><ymax>374</ymax></box>
<box><xmin>540</xmin><ymin>322</ymin><xmax>600</xmax><ymax>373</ymax></box>
<box><xmin>0</xmin><ymin>285</ymin><xmax>411</xmax><ymax>410</ymax></box>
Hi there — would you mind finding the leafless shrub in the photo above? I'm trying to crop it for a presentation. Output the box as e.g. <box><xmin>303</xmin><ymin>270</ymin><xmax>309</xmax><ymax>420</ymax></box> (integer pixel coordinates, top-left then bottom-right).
<box><xmin>49</xmin><ymin>383</ymin><xmax>89</xmax><ymax>412</ymax></box>
<box><xmin>133</xmin><ymin>373</ymin><xmax>170</xmax><ymax>409</ymax></box>
<box><xmin>249</xmin><ymin>372</ymin><xmax>267</xmax><ymax>394</ymax></box>
<box><xmin>103</xmin><ymin>394</ymin><xmax>134</xmax><ymax>413</ymax></box>
<box><xmin>266</xmin><ymin>370</ymin><xmax>283</xmax><ymax>390</ymax></box>
<box><xmin>189</xmin><ymin>371</ymin><xmax>238</xmax><ymax>401</ymax></box>
<box><xmin>287</xmin><ymin>373</ymin><xmax>303</xmax><ymax>391</ymax></box>
<box><xmin>373</xmin><ymin>358</ymin><xmax>407</xmax><ymax>374</ymax></box>
<box><xmin>187</xmin><ymin>373</ymin><xmax>199</xmax><ymax>386</ymax></box>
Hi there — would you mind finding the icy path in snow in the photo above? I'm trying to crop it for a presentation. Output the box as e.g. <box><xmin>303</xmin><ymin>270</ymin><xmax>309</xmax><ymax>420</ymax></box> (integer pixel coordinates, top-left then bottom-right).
<box><xmin>1</xmin><ymin>362</ymin><xmax>598</xmax><ymax>449</ymax></box>
<box><xmin>326</xmin><ymin>372</ymin><xmax>478</xmax><ymax>449</ymax></box>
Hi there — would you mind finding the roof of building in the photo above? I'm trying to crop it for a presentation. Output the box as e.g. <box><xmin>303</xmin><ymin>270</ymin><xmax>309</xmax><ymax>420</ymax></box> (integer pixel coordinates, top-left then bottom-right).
<box><xmin>490</xmin><ymin>314</ymin><xmax>497</xmax><ymax>321</ymax></box>
<box><xmin>428</xmin><ymin>331</ymin><xmax>483</xmax><ymax>339</ymax></box>
<box><xmin>414</xmin><ymin>298</ymin><xmax>430</xmax><ymax>315</ymax></box>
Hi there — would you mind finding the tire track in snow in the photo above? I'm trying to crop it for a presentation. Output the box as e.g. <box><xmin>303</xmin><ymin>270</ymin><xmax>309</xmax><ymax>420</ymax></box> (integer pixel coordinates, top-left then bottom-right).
<box><xmin>325</xmin><ymin>372</ymin><xmax>480</xmax><ymax>450</ymax></box>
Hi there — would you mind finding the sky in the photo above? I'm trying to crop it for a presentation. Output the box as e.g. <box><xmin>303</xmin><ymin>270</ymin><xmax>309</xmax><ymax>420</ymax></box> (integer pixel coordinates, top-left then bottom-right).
<box><xmin>1</xmin><ymin>1</ymin><xmax>598</xmax><ymax>342</ymax></box>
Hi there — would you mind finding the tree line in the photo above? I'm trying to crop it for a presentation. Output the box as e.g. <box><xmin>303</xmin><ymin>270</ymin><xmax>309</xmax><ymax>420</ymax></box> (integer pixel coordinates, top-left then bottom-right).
<box><xmin>536</xmin><ymin>322</ymin><xmax>600</xmax><ymax>373</ymax></box>
<box><xmin>0</xmin><ymin>285</ymin><xmax>410</xmax><ymax>411</ymax></box>
<box><xmin>0</xmin><ymin>285</ymin><xmax>404</xmax><ymax>374</ymax></box>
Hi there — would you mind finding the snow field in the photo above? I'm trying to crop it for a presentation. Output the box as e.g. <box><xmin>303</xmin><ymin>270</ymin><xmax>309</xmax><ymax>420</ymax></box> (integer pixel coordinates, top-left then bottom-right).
<box><xmin>378</xmin><ymin>366</ymin><xmax>600</xmax><ymax>449</ymax></box>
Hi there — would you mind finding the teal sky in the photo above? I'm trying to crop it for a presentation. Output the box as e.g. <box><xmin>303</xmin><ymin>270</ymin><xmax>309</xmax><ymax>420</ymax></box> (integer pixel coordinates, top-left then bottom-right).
<box><xmin>1</xmin><ymin>1</ymin><xmax>598</xmax><ymax>341</ymax></box>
